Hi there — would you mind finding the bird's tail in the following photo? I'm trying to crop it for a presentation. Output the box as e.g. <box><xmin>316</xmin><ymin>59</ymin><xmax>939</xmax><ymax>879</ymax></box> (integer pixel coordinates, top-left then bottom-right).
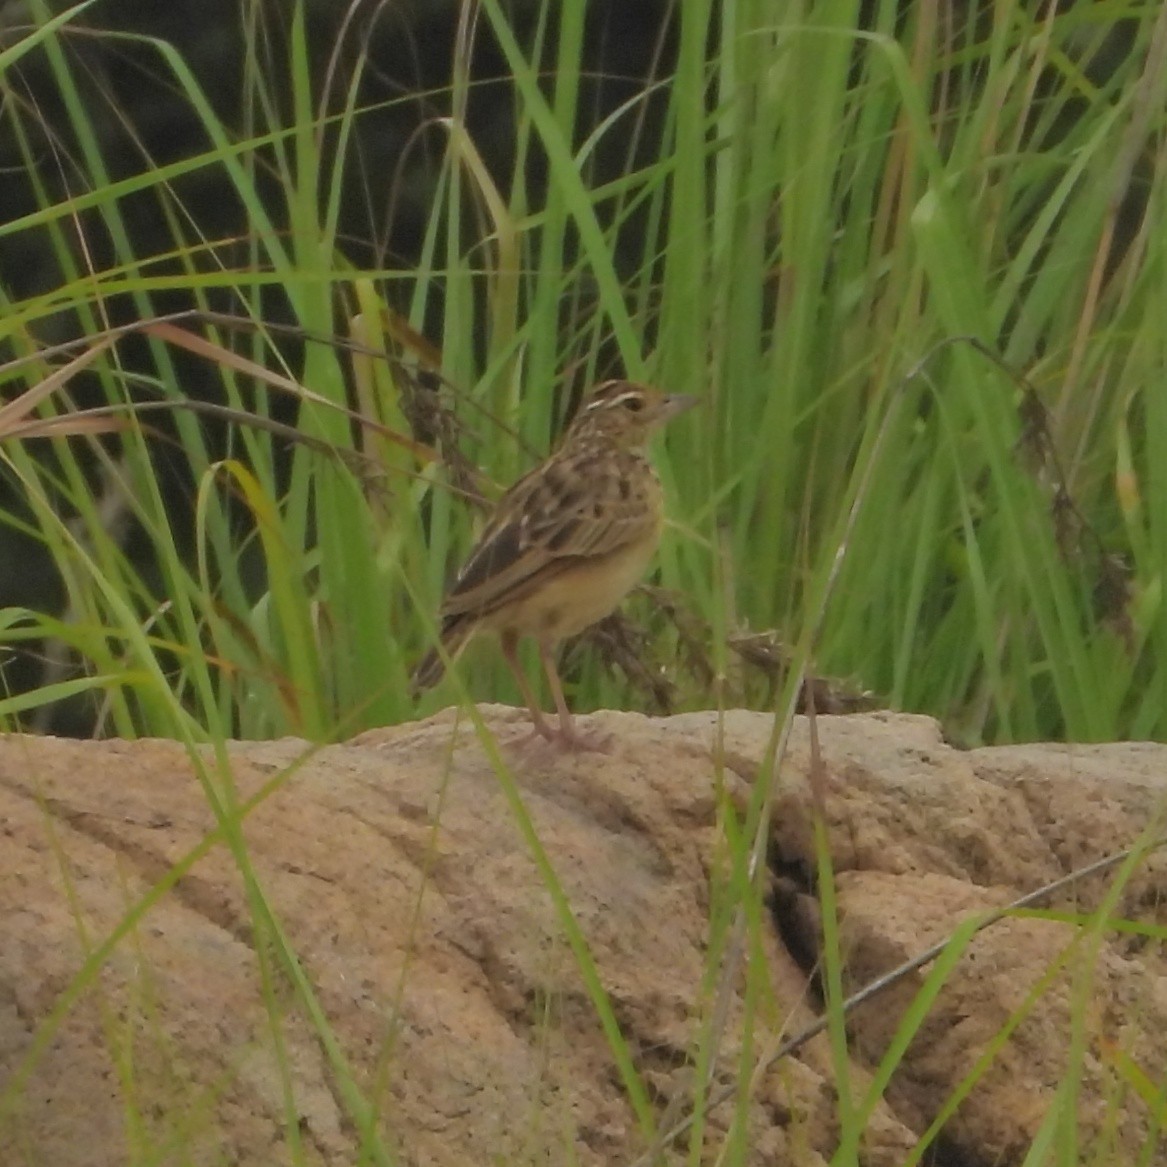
<box><xmin>409</xmin><ymin>620</ymin><xmax>472</xmax><ymax>696</ymax></box>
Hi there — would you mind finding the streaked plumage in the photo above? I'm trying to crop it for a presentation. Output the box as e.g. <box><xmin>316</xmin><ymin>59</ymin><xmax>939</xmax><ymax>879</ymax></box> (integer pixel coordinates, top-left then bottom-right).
<box><xmin>412</xmin><ymin>380</ymin><xmax>695</xmax><ymax>749</ymax></box>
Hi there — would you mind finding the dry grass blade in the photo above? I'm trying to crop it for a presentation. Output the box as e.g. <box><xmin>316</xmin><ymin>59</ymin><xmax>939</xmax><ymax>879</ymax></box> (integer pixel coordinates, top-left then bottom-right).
<box><xmin>2</xmin><ymin>311</ymin><xmax>516</xmax><ymax>500</ymax></box>
<box><xmin>140</xmin><ymin>320</ymin><xmax>434</xmax><ymax>461</ymax></box>
<box><xmin>2</xmin><ymin>411</ymin><xmax>137</xmax><ymax>440</ymax></box>
<box><xmin>0</xmin><ymin>336</ymin><xmax>122</xmax><ymax>438</ymax></box>
<box><xmin>370</xmin><ymin>302</ymin><xmax>444</xmax><ymax>371</ymax></box>
<box><xmin>140</xmin><ymin>319</ymin><xmax>497</xmax><ymax>507</ymax></box>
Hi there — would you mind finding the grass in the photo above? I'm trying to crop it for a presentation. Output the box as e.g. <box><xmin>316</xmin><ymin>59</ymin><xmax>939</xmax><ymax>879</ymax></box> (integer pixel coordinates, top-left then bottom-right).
<box><xmin>2</xmin><ymin>0</ymin><xmax>1167</xmax><ymax>1162</ymax></box>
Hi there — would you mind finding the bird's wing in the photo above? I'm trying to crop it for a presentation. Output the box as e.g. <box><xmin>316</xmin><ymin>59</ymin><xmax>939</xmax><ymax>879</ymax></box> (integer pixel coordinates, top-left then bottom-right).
<box><xmin>438</xmin><ymin>446</ymin><xmax>660</xmax><ymax>622</ymax></box>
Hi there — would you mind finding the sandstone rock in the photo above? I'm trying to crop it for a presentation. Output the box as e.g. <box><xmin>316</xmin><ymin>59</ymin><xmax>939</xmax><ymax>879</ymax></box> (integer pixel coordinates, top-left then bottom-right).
<box><xmin>1</xmin><ymin>709</ymin><xmax>1164</xmax><ymax>1164</ymax></box>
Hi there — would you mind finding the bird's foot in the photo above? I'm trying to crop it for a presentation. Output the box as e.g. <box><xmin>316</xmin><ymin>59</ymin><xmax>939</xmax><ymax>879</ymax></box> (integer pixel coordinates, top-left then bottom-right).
<box><xmin>512</xmin><ymin>719</ymin><xmax>611</xmax><ymax>754</ymax></box>
<box><xmin>554</xmin><ymin>724</ymin><xmax>612</xmax><ymax>753</ymax></box>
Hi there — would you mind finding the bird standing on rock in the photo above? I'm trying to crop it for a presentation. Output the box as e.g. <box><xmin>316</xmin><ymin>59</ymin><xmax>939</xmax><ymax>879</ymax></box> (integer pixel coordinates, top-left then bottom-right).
<box><xmin>411</xmin><ymin>380</ymin><xmax>696</xmax><ymax>750</ymax></box>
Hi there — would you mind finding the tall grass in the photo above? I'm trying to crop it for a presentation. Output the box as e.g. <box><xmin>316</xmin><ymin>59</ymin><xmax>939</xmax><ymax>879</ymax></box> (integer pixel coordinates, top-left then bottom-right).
<box><xmin>2</xmin><ymin>2</ymin><xmax>1165</xmax><ymax>746</ymax></box>
<box><xmin>2</xmin><ymin>0</ymin><xmax>1166</xmax><ymax>1163</ymax></box>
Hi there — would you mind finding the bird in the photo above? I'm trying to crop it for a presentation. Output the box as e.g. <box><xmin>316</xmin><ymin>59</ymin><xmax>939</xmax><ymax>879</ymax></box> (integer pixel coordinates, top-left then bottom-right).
<box><xmin>411</xmin><ymin>379</ymin><xmax>696</xmax><ymax>750</ymax></box>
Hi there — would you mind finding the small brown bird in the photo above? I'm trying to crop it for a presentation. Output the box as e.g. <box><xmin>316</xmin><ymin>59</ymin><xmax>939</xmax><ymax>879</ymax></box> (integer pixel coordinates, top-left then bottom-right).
<box><xmin>411</xmin><ymin>380</ymin><xmax>696</xmax><ymax>749</ymax></box>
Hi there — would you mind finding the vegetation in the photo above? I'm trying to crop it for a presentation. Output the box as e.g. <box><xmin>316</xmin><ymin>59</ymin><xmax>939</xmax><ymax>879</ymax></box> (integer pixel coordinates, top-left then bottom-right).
<box><xmin>2</xmin><ymin>0</ymin><xmax>1166</xmax><ymax>1163</ymax></box>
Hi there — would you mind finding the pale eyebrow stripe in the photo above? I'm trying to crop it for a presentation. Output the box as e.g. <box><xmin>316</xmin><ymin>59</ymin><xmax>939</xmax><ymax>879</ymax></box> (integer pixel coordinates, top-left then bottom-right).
<box><xmin>584</xmin><ymin>390</ymin><xmax>638</xmax><ymax>411</ymax></box>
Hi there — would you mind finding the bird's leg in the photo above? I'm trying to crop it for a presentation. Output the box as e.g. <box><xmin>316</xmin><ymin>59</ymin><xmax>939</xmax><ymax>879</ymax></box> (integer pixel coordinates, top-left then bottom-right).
<box><xmin>538</xmin><ymin>639</ymin><xmax>610</xmax><ymax>752</ymax></box>
<box><xmin>500</xmin><ymin>630</ymin><xmax>558</xmax><ymax>743</ymax></box>
<box><xmin>538</xmin><ymin>640</ymin><xmax>577</xmax><ymax>742</ymax></box>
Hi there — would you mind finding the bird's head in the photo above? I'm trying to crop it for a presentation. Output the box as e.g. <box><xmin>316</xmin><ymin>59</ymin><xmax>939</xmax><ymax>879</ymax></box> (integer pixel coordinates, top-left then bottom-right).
<box><xmin>565</xmin><ymin>380</ymin><xmax>698</xmax><ymax>448</ymax></box>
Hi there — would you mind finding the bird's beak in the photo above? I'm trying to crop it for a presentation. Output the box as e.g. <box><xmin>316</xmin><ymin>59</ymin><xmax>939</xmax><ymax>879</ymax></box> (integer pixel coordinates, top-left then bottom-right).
<box><xmin>663</xmin><ymin>394</ymin><xmax>699</xmax><ymax>418</ymax></box>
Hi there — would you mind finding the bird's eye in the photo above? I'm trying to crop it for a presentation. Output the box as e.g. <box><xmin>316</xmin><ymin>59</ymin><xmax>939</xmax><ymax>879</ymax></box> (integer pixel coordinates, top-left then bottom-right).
<box><xmin>622</xmin><ymin>396</ymin><xmax>645</xmax><ymax>412</ymax></box>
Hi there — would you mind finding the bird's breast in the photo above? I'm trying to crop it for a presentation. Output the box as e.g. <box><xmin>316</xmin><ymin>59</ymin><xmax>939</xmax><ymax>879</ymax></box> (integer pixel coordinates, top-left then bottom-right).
<box><xmin>515</xmin><ymin>529</ymin><xmax>664</xmax><ymax>641</ymax></box>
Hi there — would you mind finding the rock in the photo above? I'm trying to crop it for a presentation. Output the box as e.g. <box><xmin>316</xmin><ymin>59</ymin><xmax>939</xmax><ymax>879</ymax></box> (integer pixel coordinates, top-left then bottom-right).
<box><xmin>1</xmin><ymin>709</ymin><xmax>1165</xmax><ymax>1164</ymax></box>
